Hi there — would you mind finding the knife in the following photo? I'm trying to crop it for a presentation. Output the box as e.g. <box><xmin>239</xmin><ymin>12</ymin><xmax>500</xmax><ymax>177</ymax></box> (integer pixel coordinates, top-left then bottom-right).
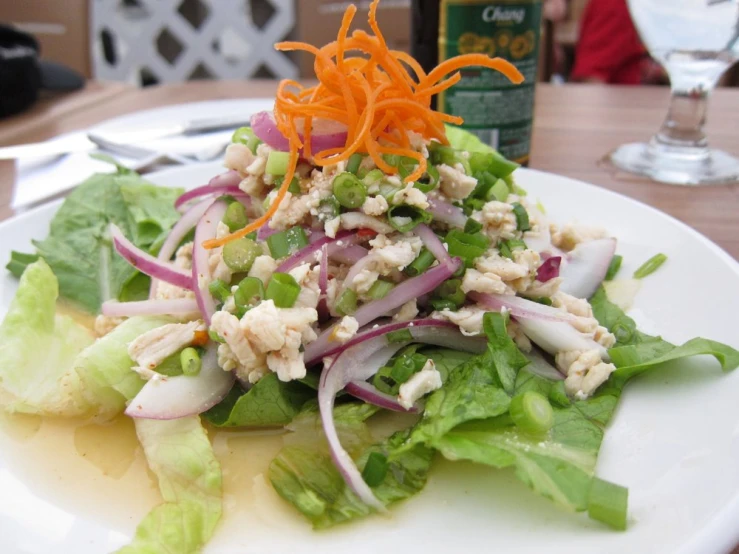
<box><xmin>0</xmin><ymin>114</ymin><xmax>252</xmax><ymax>161</ymax></box>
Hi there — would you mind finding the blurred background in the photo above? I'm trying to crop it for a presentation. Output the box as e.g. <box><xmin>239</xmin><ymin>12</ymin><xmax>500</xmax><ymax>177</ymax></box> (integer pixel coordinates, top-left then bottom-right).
<box><xmin>3</xmin><ymin>0</ymin><xmax>737</xmax><ymax>91</ymax></box>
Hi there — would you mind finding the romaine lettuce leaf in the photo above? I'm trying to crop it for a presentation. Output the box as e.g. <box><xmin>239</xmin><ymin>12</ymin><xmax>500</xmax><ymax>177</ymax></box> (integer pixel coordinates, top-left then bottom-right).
<box><xmin>444</xmin><ymin>124</ymin><xmax>495</xmax><ymax>154</ymax></box>
<box><xmin>0</xmin><ymin>258</ymin><xmax>172</xmax><ymax>419</ymax></box>
<box><xmin>117</xmin><ymin>416</ymin><xmax>222</xmax><ymax>554</ymax></box>
<box><xmin>7</xmin><ymin>170</ymin><xmax>182</xmax><ymax>313</ymax></box>
<box><xmin>202</xmin><ymin>372</ymin><xmax>314</xmax><ymax>428</ymax></box>
<box><xmin>269</xmin><ymin>430</ymin><xmax>432</xmax><ymax>529</ymax></box>
<box><xmin>0</xmin><ymin>258</ymin><xmax>94</xmax><ymax>414</ymax></box>
<box><xmin>399</xmin><ymin>313</ymin><xmax>526</xmax><ymax>450</ymax></box>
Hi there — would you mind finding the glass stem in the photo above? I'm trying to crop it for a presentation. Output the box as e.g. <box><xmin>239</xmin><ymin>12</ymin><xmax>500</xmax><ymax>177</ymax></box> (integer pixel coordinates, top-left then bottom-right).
<box><xmin>654</xmin><ymin>86</ymin><xmax>709</xmax><ymax>150</ymax></box>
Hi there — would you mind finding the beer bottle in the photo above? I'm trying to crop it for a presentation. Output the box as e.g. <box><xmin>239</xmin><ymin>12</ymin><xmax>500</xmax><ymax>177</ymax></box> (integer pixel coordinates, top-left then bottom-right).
<box><xmin>412</xmin><ymin>0</ymin><xmax>543</xmax><ymax>165</ymax></box>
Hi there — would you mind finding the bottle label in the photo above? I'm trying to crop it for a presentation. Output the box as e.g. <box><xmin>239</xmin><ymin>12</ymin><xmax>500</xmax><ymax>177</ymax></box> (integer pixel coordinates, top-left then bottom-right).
<box><xmin>438</xmin><ymin>0</ymin><xmax>542</xmax><ymax>164</ymax></box>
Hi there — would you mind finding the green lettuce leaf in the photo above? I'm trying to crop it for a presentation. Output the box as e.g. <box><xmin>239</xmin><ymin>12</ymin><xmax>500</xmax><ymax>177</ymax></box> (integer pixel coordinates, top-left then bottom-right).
<box><xmin>0</xmin><ymin>258</ymin><xmax>172</xmax><ymax>419</ymax></box>
<box><xmin>202</xmin><ymin>373</ymin><xmax>314</xmax><ymax>428</ymax></box>
<box><xmin>117</xmin><ymin>417</ymin><xmax>222</xmax><ymax>554</ymax></box>
<box><xmin>7</xmin><ymin>170</ymin><xmax>182</xmax><ymax>313</ymax></box>
<box><xmin>444</xmin><ymin>124</ymin><xmax>495</xmax><ymax>153</ymax></box>
<box><xmin>590</xmin><ymin>286</ymin><xmax>739</xmax><ymax>383</ymax></box>
<box><xmin>400</xmin><ymin>313</ymin><xmax>526</xmax><ymax>450</ymax></box>
<box><xmin>269</xmin><ymin>430</ymin><xmax>432</xmax><ymax>529</ymax></box>
<box><xmin>0</xmin><ymin>259</ymin><xmax>94</xmax><ymax>414</ymax></box>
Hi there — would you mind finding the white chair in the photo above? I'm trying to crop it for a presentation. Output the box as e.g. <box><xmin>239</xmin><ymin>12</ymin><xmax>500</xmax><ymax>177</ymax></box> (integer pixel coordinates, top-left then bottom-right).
<box><xmin>91</xmin><ymin>0</ymin><xmax>298</xmax><ymax>85</ymax></box>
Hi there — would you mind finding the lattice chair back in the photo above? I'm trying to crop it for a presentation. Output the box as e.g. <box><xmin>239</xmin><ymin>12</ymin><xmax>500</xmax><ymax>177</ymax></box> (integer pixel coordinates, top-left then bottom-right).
<box><xmin>91</xmin><ymin>0</ymin><xmax>297</xmax><ymax>85</ymax></box>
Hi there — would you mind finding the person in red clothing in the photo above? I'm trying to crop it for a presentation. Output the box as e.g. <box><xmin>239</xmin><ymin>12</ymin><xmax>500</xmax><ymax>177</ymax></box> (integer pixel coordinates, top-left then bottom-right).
<box><xmin>571</xmin><ymin>0</ymin><xmax>667</xmax><ymax>84</ymax></box>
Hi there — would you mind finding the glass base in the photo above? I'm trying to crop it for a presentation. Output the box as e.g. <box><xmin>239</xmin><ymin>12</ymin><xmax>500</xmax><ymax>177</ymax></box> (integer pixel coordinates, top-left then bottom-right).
<box><xmin>608</xmin><ymin>140</ymin><xmax>739</xmax><ymax>186</ymax></box>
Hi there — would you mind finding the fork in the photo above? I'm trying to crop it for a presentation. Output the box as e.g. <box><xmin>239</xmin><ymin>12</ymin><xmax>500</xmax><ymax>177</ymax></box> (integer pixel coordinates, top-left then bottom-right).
<box><xmin>86</xmin><ymin>132</ymin><xmax>229</xmax><ymax>173</ymax></box>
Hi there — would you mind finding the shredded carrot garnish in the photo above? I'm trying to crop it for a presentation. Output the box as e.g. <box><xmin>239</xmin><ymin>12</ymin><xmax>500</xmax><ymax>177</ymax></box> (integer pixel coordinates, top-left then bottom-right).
<box><xmin>206</xmin><ymin>0</ymin><xmax>523</xmax><ymax>249</ymax></box>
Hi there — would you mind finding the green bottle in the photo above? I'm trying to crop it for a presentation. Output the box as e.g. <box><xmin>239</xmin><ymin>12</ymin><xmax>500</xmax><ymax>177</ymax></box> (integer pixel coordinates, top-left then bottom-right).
<box><xmin>412</xmin><ymin>0</ymin><xmax>543</xmax><ymax>165</ymax></box>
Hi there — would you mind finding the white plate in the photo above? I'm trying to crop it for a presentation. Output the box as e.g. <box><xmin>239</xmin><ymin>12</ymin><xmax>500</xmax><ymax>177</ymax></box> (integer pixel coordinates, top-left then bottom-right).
<box><xmin>1</xmin><ymin>164</ymin><xmax>739</xmax><ymax>554</ymax></box>
<box><xmin>13</xmin><ymin>99</ymin><xmax>274</xmax><ymax>210</ymax></box>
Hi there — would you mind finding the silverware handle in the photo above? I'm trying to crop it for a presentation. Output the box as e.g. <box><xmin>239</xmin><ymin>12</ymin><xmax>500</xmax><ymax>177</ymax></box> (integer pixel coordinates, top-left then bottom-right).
<box><xmin>183</xmin><ymin>115</ymin><xmax>251</xmax><ymax>134</ymax></box>
<box><xmin>87</xmin><ymin>133</ymin><xmax>155</xmax><ymax>159</ymax></box>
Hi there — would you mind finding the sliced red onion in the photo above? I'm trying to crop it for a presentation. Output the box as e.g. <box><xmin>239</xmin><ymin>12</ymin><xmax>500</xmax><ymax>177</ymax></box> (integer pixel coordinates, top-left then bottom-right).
<box><xmin>470</xmin><ymin>292</ymin><xmax>575</xmax><ymax>324</ymax></box>
<box><xmin>110</xmin><ymin>224</ymin><xmax>193</xmax><ymax>291</ymax></box>
<box><xmin>340</xmin><ymin>212</ymin><xmax>394</xmax><ymax>234</ymax></box>
<box><xmin>319</xmin><ymin>336</ymin><xmax>404</xmax><ymax>511</ymax></box>
<box><xmin>175</xmin><ymin>184</ymin><xmax>245</xmax><ymax>211</ymax></box>
<box><xmin>524</xmin><ymin>348</ymin><xmax>564</xmax><ymax>381</ymax></box>
<box><xmin>427</xmin><ymin>196</ymin><xmax>466</xmax><ymax>228</ymax></box>
<box><xmin>536</xmin><ymin>256</ymin><xmax>562</xmax><ymax>282</ymax></box>
<box><xmin>251</xmin><ymin>111</ymin><xmax>348</xmax><ymax>153</ymax></box>
<box><xmin>345</xmin><ymin>380</ymin><xmax>420</xmax><ymax>413</ymax></box>
<box><xmin>150</xmin><ymin>197</ymin><xmax>215</xmax><ymax>298</ymax></box>
<box><xmin>208</xmin><ymin>170</ymin><xmax>242</xmax><ymax>188</ymax></box>
<box><xmin>516</xmin><ymin>318</ymin><xmax>608</xmax><ymax>358</ymax></box>
<box><xmin>125</xmin><ymin>345</ymin><xmax>235</xmax><ymax>419</ymax></box>
<box><xmin>413</xmin><ymin>224</ymin><xmax>452</xmax><ymax>267</ymax></box>
<box><xmin>257</xmin><ymin>220</ymin><xmax>278</xmax><ymax>241</ymax></box>
<box><xmin>305</xmin><ymin>264</ymin><xmax>469</xmax><ymax>365</ymax></box>
<box><xmin>308</xmin><ymin>229</ymin><xmax>326</xmax><ymax>244</ymax></box>
<box><xmin>102</xmin><ymin>298</ymin><xmax>199</xmax><ymax>318</ymax></box>
<box><xmin>330</xmin><ymin>244</ymin><xmax>369</xmax><ymax>265</ymax></box>
<box><xmin>192</xmin><ymin>200</ymin><xmax>228</xmax><ymax>325</ymax></box>
<box><xmin>276</xmin><ymin>230</ymin><xmax>361</xmax><ymax>273</ymax></box>
<box><xmin>318</xmin><ymin>245</ymin><xmax>329</xmax><ymax>321</ymax></box>
<box><xmin>558</xmin><ymin>238</ymin><xmax>617</xmax><ymax>299</ymax></box>
<box><xmin>340</xmin><ymin>252</ymin><xmax>378</xmax><ymax>297</ymax></box>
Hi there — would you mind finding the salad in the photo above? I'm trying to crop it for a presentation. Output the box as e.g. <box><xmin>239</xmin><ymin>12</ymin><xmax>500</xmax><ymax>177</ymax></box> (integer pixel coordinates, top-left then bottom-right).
<box><xmin>2</xmin><ymin>1</ymin><xmax>739</xmax><ymax>553</ymax></box>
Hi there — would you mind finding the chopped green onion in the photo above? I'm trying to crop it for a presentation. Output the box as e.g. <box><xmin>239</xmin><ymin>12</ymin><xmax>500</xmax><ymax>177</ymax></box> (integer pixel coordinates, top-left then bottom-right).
<box><xmin>180</xmin><ymin>347</ymin><xmax>202</xmax><ymax>376</ymax></box>
<box><xmin>633</xmin><ymin>253</ymin><xmax>667</xmax><ymax>279</ymax></box>
<box><xmin>464</xmin><ymin>218</ymin><xmax>483</xmax><ymax>234</ymax></box>
<box><xmin>509</xmin><ymin>391</ymin><xmax>554</xmax><ymax>435</ymax></box>
<box><xmin>317</xmin><ymin>196</ymin><xmax>340</xmax><ymax>222</ymax></box>
<box><xmin>275</xmin><ymin>175</ymin><xmax>301</xmax><ymax>195</ymax></box>
<box><xmin>367</xmin><ymin>279</ymin><xmax>395</xmax><ymax>300</ymax></box>
<box><xmin>428</xmin><ymin>143</ymin><xmax>458</xmax><ymax>166</ymax></box>
<box><xmin>231</xmin><ymin>126</ymin><xmax>261</xmax><ymax>153</ymax></box>
<box><xmin>530</xmin><ymin>296</ymin><xmax>553</xmax><ymax>306</ymax></box>
<box><xmin>361</xmin><ymin>452</ymin><xmax>389</xmax><ymax>487</ymax></box>
<box><xmin>223</xmin><ymin>238</ymin><xmax>260</xmax><ymax>272</ymax></box>
<box><xmin>587</xmin><ymin>478</ymin><xmax>628</xmax><ymax>530</ymax></box>
<box><xmin>335</xmin><ymin>289</ymin><xmax>357</xmax><ymax>316</ymax></box>
<box><xmin>430</xmin><ymin>298</ymin><xmax>460</xmax><ymax>311</ymax></box>
<box><xmin>208</xmin><ymin>330</ymin><xmax>225</xmax><ymax>343</ymax></box>
<box><xmin>470</xmin><ymin>171</ymin><xmax>496</xmax><ymax>199</ymax></box>
<box><xmin>387</xmin><ymin>328</ymin><xmax>413</xmax><ymax>343</ymax></box>
<box><xmin>463</xmin><ymin>197</ymin><xmax>485</xmax><ymax>214</ymax></box>
<box><xmin>208</xmin><ymin>279</ymin><xmax>231</xmax><ymax>303</ymax></box>
<box><xmin>490</xmin><ymin>178</ymin><xmax>509</xmax><ymax>202</ymax></box>
<box><xmin>363</xmin><ymin>169</ymin><xmax>385</xmax><ymax>187</ymax></box>
<box><xmin>387</xmin><ymin>204</ymin><xmax>433</xmax><ymax>232</ymax></box>
<box><xmin>265</xmin><ymin>272</ymin><xmax>300</xmax><ymax>308</ymax></box>
<box><xmin>222</xmin><ymin>201</ymin><xmax>249</xmax><ymax>233</ymax></box>
<box><xmin>413</xmin><ymin>164</ymin><xmax>440</xmax><ymax>193</ymax></box>
<box><xmin>266</xmin><ymin>226</ymin><xmax>309</xmax><ymax>259</ymax></box>
<box><xmin>536</xmin><ymin>199</ymin><xmax>546</xmax><ymax>214</ymax></box>
<box><xmin>234</xmin><ymin>276</ymin><xmax>265</xmax><ymax>308</ymax></box>
<box><xmin>405</xmin><ymin>248</ymin><xmax>436</xmax><ymax>277</ymax></box>
<box><xmin>446</xmin><ymin>229</ymin><xmax>490</xmax><ymax>264</ymax></box>
<box><xmin>433</xmin><ymin>278</ymin><xmax>465</xmax><ymax>309</ymax></box>
<box><xmin>513</xmin><ymin>183</ymin><xmax>528</xmax><ymax>196</ymax></box>
<box><xmin>378</xmin><ymin>182</ymin><xmax>401</xmax><ymax>201</ymax></box>
<box><xmin>265</xmin><ymin>150</ymin><xmax>290</xmax><ymax>176</ymax></box>
<box><xmin>469</xmin><ymin>152</ymin><xmax>495</xmax><ymax>174</ymax></box>
<box><xmin>499</xmin><ymin>241</ymin><xmax>513</xmax><ymax>259</ymax></box>
<box><xmin>488</xmin><ymin>151</ymin><xmax>520</xmax><ymax>178</ymax></box>
<box><xmin>390</xmin><ymin>353</ymin><xmax>427</xmax><ymax>383</ymax></box>
<box><xmin>332</xmin><ymin>172</ymin><xmax>367</xmax><ymax>208</ymax></box>
<box><xmin>511</xmin><ymin>202</ymin><xmax>531</xmax><ymax>232</ymax></box>
<box><xmin>605</xmin><ymin>255</ymin><xmax>623</xmax><ymax>281</ymax></box>
<box><xmin>346</xmin><ymin>153</ymin><xmax>364</xmax><ymax>175</ymax></box>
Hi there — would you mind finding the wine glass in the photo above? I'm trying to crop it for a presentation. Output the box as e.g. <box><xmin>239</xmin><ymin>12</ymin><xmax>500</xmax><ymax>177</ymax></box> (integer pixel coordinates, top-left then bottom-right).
<box><xmin>608</xmin><ymin>0</ymin><xmax>739</xmax><ymax>186</ymax></box>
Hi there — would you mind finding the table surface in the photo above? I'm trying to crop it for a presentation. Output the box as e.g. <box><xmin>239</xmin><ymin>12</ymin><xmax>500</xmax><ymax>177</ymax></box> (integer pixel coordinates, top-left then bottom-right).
<box><xmin>0</xmin><ymin>80</ymin><xmax>738</xmax><ymax>552</ymax></box>
<box><xmin>1</xmin><ymin>80</ymin><xmax>738</xmax><ymax>261</ymax></box>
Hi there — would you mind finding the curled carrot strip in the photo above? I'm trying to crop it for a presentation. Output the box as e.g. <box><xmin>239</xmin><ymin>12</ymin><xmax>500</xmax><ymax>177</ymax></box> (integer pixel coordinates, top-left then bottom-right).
<box><xmin>209</xmin><ymin>0</ymin><xmax>523</xmax><ymax>249</ymax></box>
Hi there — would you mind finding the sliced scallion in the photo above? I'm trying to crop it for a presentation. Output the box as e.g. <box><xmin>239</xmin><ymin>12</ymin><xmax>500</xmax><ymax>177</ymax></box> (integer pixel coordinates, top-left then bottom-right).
<box><xmin>265</xmin><ymin>272</ymin><xmax>300</xmax><ymax>308</ymax></box>
<box><xmin>633</xmin><ymin>253</ymin><xmax>667</xmax><ymax>279</ymax></box>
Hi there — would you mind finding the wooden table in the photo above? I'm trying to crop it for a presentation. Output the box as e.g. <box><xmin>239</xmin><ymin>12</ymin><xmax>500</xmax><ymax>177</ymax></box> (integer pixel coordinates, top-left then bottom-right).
<box><xmin>1</xmin><ymin>80</ymin><xmax>738</xmax><ymax>260</ymax></box>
